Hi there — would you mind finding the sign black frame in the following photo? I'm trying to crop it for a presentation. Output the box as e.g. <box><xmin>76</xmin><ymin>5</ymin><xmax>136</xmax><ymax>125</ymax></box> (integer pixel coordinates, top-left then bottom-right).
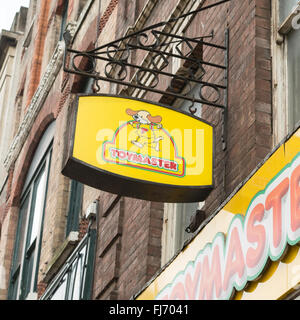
<box><xmin>62</xmin><ymin>94</ymin><xmax>215</xmax><ymax>203</ymax></box>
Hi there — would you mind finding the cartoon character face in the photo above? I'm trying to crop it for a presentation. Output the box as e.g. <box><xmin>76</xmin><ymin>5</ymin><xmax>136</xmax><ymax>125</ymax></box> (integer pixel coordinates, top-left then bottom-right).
<box><xmin>126</xmin><ymin>109</ymin><xmax>162</xmax><ymax>125</ymax></box>
<box><xmin>125</xmin><ymin>108</ymin><xmax>163</xmax><ymax>152</ymax></box>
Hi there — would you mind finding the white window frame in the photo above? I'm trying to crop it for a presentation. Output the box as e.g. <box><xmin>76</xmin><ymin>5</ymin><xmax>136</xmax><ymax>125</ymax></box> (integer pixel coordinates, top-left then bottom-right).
<box><xmin>272</xmin><ymin>0</ymin><xmax>300</xmax><ymax>145</ymax></box>
<box><xmin>161</xmin><ymin>202</ymin><xmax>201</xmax><ymax>266</ymax></box>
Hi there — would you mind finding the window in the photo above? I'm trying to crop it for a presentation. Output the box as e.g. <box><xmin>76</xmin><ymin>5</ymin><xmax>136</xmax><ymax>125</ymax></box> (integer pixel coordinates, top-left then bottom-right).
<box><xmin>279</xmin><ymin>0</ymin><xmax>299</xmax><ymax>25</ymax></box>
<box><xmin>161</xmin><ymin>202</ymin><xmax>200</xmax><ymax>266</ymax></box>
<box><xmin>65</xmin><ymin>180</ymin><xmax>83</xmax><ymax>236</ymax></box>
<box><xmin>286</xmin><ymin>22</ymin><xmax>300</xmax><ymax>130</ymax></box>
<box><xmin>274</xmin><ymin>1</ymin><xmax>300</xmax><ymax>142</ymax></box>
<box><xmin>8</xmin><ymin>122</ymin><xmax>55</xmax><ymax>300</ymax></box>
<box><xmin>40</xmin><ymin>230</ymin><xmax>96</xmax><ymax>300</ymax></box>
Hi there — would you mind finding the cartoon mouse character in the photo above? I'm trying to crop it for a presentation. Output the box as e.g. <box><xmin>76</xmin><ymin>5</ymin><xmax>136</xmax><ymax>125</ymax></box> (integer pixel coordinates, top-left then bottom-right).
<box><xmin>126</xmin><ymin>108</ymin><xmax>163</xmax><ymax>152</ymax></box>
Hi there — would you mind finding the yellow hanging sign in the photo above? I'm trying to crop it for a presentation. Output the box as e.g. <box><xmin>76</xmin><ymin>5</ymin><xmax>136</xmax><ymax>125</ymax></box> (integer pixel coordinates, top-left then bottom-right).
<box><xmin>62</xmin><ymin>95</ymin><xmax>214</xmax><ymax>202</ymax></box>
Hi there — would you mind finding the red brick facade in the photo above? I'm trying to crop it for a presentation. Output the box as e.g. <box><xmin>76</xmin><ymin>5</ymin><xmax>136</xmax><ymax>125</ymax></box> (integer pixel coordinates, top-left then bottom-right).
<box><xmin>200</xmin><ymin>0</ymin><xmax>272</xmax><ymax>214</ymax></box>
<box><xmin>0</xmin><ymin>0</ymin><xmax>274</xmax><ymax>300</ymax></box>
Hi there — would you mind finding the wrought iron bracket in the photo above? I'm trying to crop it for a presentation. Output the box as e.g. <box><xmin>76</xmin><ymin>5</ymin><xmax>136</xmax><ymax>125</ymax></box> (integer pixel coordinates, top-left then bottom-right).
<box><xmin>63</xmin><ymin>0</ymin><xmax>230</xmax><ymax>150</ymax></box>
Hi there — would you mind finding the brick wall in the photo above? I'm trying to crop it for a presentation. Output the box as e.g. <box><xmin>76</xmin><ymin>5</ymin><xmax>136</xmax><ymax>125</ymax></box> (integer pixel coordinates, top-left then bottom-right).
<box><xmin>93</xmin><ymin>195</ymin><xmax>163</xmax><ymax>300</ymax></box>
<box><xmin>26</xmin><ymin>1</ymin><xmax>51</xmax><ymax>108</ymax></box>
<box><xmin>183</xmin><ymin>0</ymin><xmax>273</xmax><ymax>216</ymax></box>
<box><xmin>47</xmin><ymin>0</ymin><xmax>272</xmax><ymax>299</ymax></box>
<box><xmin>0</xmin><ymin>0</ymin><xmax>273</xmax><ymax>300</ymax></box>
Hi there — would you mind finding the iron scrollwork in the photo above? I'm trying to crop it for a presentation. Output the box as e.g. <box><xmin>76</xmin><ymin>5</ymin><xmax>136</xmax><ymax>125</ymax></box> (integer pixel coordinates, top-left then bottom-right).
<box><xmin>63</xmin><ymin>0</ymin><xmax>230</xmax><ymax>149</ymax></box>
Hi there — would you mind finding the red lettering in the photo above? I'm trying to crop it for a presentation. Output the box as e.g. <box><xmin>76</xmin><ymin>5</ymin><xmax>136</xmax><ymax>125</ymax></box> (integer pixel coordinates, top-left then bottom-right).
<box><xmin>185</xmin><ymin>262</ymin><xmax>201</xmax><ymax>300</ymax></box>
<box><xmin>164</xmin><ymin>160</ymin><xmax>170</xmax><ymax>169</ymax></box>
<box><xmin>169</xmin><ymin>282</ymin><xmax>185</xmax><ymax>300</ymax></box>
<box><xmin>151</xmin><ymin>157</ymin><xmax>158</xmax><ymax>166</ymax></box>
<box><xmin>199</xmin><ymin>247</ymin><xmax>223</xmax><ymax>300</ymax></box>
<box><xmin>143</xmin><ymin>156</ymin><xmax>151</xmax><ymax>165</ymax></box>
<box><xmin>170</xmin><ymin>161</ymin><xmax>177</xmax><ymax>171</ymax></box>
<box><xmin>246</xmin><ymin>203</ymin><xmax>266</xmax><ymax>269</ymax></box>
<box><xmin>110</xmin><ymin>148</ymin><xmax>117</xmax><ymax>158</ymax></box>
<box><xmin>127</xmin><ymin>152</ymin><xmax>134</xmax><ymax>161</ymax></box>
<box><xmin>291</xmin><ymin>165</ymin><xmax>300</xmax><ymax>233</ymax></box>
<box><xmin>223</xmin><ymin>227</ymin><xmax>245</xmax><ymax>291</ymax></box>
<box><xmin>118</xmin><ymin>150</ymin><xmax>126</xmax><ymax>159</ymax></box>
<box><xmin>133</xmin><ymin>154</ymin><xmax>143</xmax><ymax>163</ymax></box>
<box><xmin>158</xmin><ymin>159</ymin><xmax>163</xmax><ymax>168</ymax></box>
<box><xmin>265</xmin><ymin>178</ymin><xmax>289</xmax><ymax>249</ymax></box>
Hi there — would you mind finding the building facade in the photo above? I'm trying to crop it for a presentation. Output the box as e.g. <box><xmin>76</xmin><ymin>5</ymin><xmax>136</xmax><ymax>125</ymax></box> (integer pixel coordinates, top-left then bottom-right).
<box><xmin>0</xmin><ymin>0</ymin><xmax>299</xmax><ymax>300</ymax></box>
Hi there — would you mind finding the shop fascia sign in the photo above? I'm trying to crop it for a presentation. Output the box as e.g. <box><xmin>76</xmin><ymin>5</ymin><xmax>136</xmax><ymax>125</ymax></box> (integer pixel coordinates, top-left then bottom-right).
<box><xmin>136</xmin><ymin>129</ymin><xmax>300</xmax><ymax>300</ymax></box>
<box><xmin>61</xmin><ymin>1</ymin><xmax>233</xmax><ymax>202</ymax></box>
<box><xmin>62</xmin><ymin>95</ymin><xmax>214</xmax><ymax>202</ymax></box>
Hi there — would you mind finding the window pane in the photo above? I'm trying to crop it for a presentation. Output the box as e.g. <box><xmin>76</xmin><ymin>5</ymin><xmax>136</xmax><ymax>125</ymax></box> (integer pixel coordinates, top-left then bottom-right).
<box><xmin>9</xmin><ymin>268</ymin><xmax>20</xmax><ymax>300</ymax></box>
<box><xmin>20</xmin><ymin>243</ymin><xmax>35</xmax><ymax>300</ymax></box>
<box><xmin>66</xmin><ymin>180</ymin><xmax>83</xmax><ymax>236</ymax></box>
<box><xmin>9</xmin><ymin>194</ymin><xmax>30</xmax><ymax>300</ymax></box>
<box><xmin>279</xmin><ymin>0</ymin><xmax>299</xmax><ymax>25</ymax></box>
<box><xmin>67</xmin><ymin>247</ymin><xmax>86</xmax><ymax>300</ymax></box>
<box><xmin>14</xmin><ymin>195</ymin><xmax>30</xmax><ymax>269</ymax></box>
<box><xmin>50</xmin><ymin>275</ymin><xmax>67</xmax><ymax>300</ymax></box>
<box><xmin>29</xmin><ymin>167</ymin><xmax>46</xmax><ymax>246</ymax></box>
<box><xmin>287</xmin><ymin>30</ymin><xmax>300</xmax><ymax>130</ymax></box>
<box><xmin>72</xmin><ymin>246</ymin><xmax>87</xmax><ymax>300</ymax></box>
<box><xmin>40</xmin><ymin>231</ymin><xmax>96</xmax><ymax>300</ymax></box>
<box><xmin>176</xmin><ymin>202</ymin><xmax>199</xmax><ymax>250</ymax></box>
<box><xmin>8</xmin><ymin>122</ymin><xmax>54</xmax><ymax>300</ymax></box>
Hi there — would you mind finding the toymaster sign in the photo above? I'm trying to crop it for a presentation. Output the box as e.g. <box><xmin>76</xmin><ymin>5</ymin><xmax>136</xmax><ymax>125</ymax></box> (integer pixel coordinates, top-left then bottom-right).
<box><xmin>62</xmin><ymin>95</ymin><xmax>214</xmax><ymax>202</ymax></box>
<box><xmin>137</xmin><ymin>128</ymin><xmax>300</xmax><ymax>300</ymax></box>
